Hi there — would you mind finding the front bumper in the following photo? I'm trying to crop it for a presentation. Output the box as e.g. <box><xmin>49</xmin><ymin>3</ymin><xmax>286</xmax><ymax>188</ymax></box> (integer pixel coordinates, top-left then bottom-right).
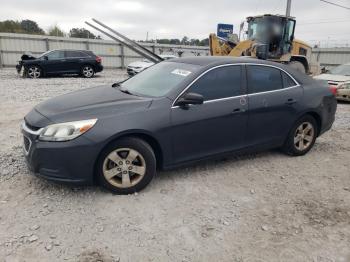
<box><xmin>336</xmin><ymin>90</ymin><xmax>350</xmax><ymax>102</ymax></box>
<box><xmin>21</xmin><ymin>122</ymin><xmax>99</xmax><ymax>185</ymax></box>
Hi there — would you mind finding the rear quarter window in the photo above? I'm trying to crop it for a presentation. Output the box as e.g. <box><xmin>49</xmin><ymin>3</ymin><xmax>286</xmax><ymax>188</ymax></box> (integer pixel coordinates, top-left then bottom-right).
<box><xmin>247</xmin><ymin>65</ymin><xmax>283</xmax><ymax>93</ymax></box>
<box><xmin>282</xmin><ymin>71</ymin><xmax>297</xmax><ymax>88</ymax></box>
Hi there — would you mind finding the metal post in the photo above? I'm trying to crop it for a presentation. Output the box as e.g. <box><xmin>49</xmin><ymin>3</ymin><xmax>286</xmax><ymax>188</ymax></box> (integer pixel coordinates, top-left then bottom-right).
<box><xmin>85</xmin><ymin>41</ymin><xmax>90</xmax><ymax>50</ymax></box>
<box><xmin>120</xmin><ymin>44</ymin><xmax>125</xmax><ymax>69</ymax></box>
<box><xmin>45</xmin><ymin>38</ymin><xmax>50</xmax><ymax>51</ymax></box>
<box><xmin>0</xmin><ymin>36</ymin><xmax>3</xmax><ymax>68</ymax></box>
<box><xmin>286</xmin><ymin>0</ymin><xmax>292</xmax><ymax>17</ymax></box>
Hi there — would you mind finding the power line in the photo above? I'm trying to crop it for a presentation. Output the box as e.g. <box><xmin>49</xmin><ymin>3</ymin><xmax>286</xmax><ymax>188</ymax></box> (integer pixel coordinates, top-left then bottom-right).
<box><xmin>320</xmin><ymin>0</ymin><xmax>350</xmax><ymax>10</ymax></box>
<box><xmin>299</xmin><ymin>19</ymin><xmax>350</xmax><ymax>25</ymax></box>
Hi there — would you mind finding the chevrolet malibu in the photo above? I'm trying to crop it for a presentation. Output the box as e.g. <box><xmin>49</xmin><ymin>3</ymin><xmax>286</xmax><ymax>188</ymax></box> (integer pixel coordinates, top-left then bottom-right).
<box><xmin>22</xmin><ymin>57</ymin><xmax>337</xmax><ymax>194</ymax></box>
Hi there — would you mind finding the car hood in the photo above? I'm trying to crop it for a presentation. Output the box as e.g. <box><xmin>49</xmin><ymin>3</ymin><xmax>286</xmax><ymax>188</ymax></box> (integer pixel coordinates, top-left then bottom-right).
<box><xmin>127</xmin><ymin>61</ymin><xmax>154</xmax><ymax>68</ymax></box>
<box><xmin>20</xmin><ymin>52</ymin><xmax>37</xmax><ymax>61</ymax></box>
<box><xmin>26</xmin><ymin>85</ymin><xmax>152</xmax><ymax>127</ymax></box>
<box><xmin>313</xmin><ymin>74</ymin><xmax>350</xmax><ymax>82</ymax></box>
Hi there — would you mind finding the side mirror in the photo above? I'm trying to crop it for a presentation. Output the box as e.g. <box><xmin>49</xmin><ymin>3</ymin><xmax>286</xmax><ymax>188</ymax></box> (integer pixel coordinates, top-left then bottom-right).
<box><xmin>43</xmin><ymin>55</ymin><xmax>48</xmax><ymax>60</ymax></box>
<box><xmin>176</xmin><ymin>92</ymin><xmax>204</xmax><ymax>107</ymax></box>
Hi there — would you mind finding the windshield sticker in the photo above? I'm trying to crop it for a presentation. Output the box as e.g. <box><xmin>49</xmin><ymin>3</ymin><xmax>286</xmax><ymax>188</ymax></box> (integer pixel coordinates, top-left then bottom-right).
<box><xmin>171</xmin><ymin>69</ymin><xmax>192</xmax><ymax>77</ymax></box>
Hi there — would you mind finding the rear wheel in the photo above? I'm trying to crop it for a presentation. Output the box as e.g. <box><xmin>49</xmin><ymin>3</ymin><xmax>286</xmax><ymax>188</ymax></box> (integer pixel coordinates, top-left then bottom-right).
<box><xmin>97</xmin><ymin>137</ymin><xmax>156</xmax><ymax>194</ymax></box>
<box><xmin>282</xmin><ymin>115</ymin><xmax>318</xmax><ymax>156</ymax></box>
<box><xmin>26</xmin><ymin>66</ymin><xmax>42</xmax><ymax>78</ymax></box>
<box><xmin>289</xmin><ymin>61</ymin><xmax>306</xmax><ymax>74</ymax></box>
<box><xmin>81</xmin><ymin>65</ymin><xmax>95</xmax><ymax>78</ymax></box>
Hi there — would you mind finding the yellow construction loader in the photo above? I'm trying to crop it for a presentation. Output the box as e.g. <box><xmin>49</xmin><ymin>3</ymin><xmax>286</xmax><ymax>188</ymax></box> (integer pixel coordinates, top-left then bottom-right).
<box><xmin>210</xmin><ymin>14</ymin><xmax>315</xmax><ymax>74</ymax></box>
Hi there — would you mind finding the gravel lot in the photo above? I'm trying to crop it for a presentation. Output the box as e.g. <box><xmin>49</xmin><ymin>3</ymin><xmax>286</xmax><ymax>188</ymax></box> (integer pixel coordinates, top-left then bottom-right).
<box><xmin>0</xmin><ymin>68</ymin><xmax>350</xmax><ymax>262</ymax></box>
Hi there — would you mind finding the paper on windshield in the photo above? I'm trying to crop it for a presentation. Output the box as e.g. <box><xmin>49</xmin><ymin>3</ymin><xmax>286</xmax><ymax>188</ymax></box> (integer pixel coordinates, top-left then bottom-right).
<box><xmin>171</xmin><ymin>69</ymin><xmax>192</xmax><ymax>77</ymax></box>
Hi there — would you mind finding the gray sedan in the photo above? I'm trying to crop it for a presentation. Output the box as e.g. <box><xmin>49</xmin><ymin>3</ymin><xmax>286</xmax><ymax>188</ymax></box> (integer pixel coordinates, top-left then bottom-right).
<box><xmin>22</xmin><ymin>57</ymin><xmax>337</xmax><ymax>194</ymax></box>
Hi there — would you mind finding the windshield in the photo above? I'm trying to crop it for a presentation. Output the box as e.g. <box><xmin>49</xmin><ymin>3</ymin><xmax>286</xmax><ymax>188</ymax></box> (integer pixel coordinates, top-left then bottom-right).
<box><xmin>38</xmin><ymin>50</ymin><xmax>51</xmax><ymax>58</ymax></box>
<box><xmin>248</xmin><ymin>17</ymin><xmax>265</xmax><ymax>40</ymax></box>
<box><xmin>120</xmin><ymin>62</ymin><xmax>200</xmax><ymax>97</ymax></box>
<box><xmin>329</xmin><ymin>65</ymin><xmax>350</xmax><ymax>76</ymax></box>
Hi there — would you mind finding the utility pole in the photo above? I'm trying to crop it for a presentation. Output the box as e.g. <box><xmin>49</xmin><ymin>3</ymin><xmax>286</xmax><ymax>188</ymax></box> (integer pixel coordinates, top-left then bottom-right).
<box><xmin>286</xmin><ymin>0</ymin><xmax>292</xmax><ymax>17</ymax></box>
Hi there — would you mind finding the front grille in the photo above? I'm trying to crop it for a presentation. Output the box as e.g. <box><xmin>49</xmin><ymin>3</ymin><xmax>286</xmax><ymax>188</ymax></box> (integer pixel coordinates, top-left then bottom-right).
<box><xmin>23</xmin><ymin>136</ymin><xmax>31</xmax><ymax>154</ymax></box>
<box><xmin>328</xmin><ymin>81</ymin><xmax>342</xmax><ymax>86</ymax></box>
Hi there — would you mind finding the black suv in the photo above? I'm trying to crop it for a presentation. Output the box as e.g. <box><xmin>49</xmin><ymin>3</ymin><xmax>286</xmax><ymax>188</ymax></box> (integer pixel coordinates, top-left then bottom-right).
<box><xmin>16</xmin><ymin>49</ymin><xmax>103</xmax><ymax>78</ymax></box>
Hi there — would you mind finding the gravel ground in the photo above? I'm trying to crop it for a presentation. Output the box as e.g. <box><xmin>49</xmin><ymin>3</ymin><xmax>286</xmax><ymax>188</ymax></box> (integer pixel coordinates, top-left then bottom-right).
<box><xmin>0</xmin><ymin>68</ymin><xmax>350</xmax><ymax>262</ymax></box>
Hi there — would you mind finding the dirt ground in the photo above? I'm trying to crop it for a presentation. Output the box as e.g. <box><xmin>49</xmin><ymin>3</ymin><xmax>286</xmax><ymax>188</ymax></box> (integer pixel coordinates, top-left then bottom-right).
<box><xmin>0</xmin><ymin>68</ymin><xmax>349</xmax><ymax>262</ymax></box>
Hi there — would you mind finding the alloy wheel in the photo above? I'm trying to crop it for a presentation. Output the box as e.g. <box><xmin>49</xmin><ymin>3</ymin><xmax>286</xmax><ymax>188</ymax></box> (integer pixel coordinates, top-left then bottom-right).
<box><xmin>294</xmin><ymin>122</ymin><xmax>315</xmax><ymax>151</ymax></box>
<box><xmin>27</xmin><ymin>67</ymin><xmax>41</xmax><ymax>78</ymax></box>
<box><xmin>82</xmin><ymin>66</ymin><xmax>94</xmax><ymax>77</ymax></box>
<box><xmin>103</xmin><ymin>148</ymin><xmax>146</xmax><ymax>189</ymax></box>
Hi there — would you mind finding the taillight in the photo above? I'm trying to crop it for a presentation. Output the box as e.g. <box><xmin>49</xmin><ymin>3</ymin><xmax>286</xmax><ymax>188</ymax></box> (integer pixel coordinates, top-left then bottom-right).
<box><xmin>329</xmin><ymin>85</ymin><xmax>337</xmax><ymax>95</ymax></box>
<box><xmin>96</xmin><ymin>56</ymin><xmax>102</xmax><ymax>63</ymax></box>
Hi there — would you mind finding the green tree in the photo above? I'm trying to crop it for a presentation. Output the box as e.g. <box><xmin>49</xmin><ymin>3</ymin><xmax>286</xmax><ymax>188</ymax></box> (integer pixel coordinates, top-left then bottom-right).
<box><xmin>199</xmin><ymin>38</ymin><xmax>209</xmax><ymax>46</ymax></box>
<box><xmin>190</xmin><ymin>38</ymin><xmax>200</xmax><ymax>46</ymax></box>
<box><xmin>157</xmin><ymin>39</ymin><xmax>170</xmax><ymax>44</ymax></box>
<box><xmin>169</xmin><ymin>39</ymin><xmax>181</xmax><ymax>45</ymax></box>
<box><xmin>20</xmin><ymin>20</ymin><xmax>45</xmax><ymax>34</ymax></box>
<box><xmin>181</xmin><ymin>36</ymin><xmax>189</xmax><ymax>45</ymax></box>
<box><xmin>0</xmin><ymin>20</ymin><xmax>23</xmax><ymax>33</ymax></box>
<box><xmin>69</xmin><ymin>28</ymin><xmax>100</xmax><ymax>39</ymax></box>
<box><xmin>48</xmin><ymin>25</ymin><xmax>65</xmax><ymax>37</ymax></box>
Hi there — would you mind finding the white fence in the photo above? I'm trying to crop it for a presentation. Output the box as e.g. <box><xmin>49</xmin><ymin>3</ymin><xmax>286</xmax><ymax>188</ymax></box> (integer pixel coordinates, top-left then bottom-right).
<box><xmin>312</xmin><ymin>47</ymin><xmax>350</xmax><ymax>69</ymax></box>
<box><xmin>0</xmin><ymin>33</ymin><xmax>209</xmax><ymax>68</ymax></box>
<box><xmin>1</xmin><ymin>33</ymin><xmax>350</xmax><ymax>69</ymax></box>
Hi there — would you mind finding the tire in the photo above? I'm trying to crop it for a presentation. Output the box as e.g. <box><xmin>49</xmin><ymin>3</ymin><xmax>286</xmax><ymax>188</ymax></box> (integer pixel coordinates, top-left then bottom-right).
<box><xmin>96</xmin><ymin>137</ymin><xmax>156</xmax><ymax>194</ymax></box>
<box><xmin>26</xmin><ymin>65</ymin><xmax>42</xmax><ymax>79</ymax></box>
<box><xmin>282</xmin><ymin>115</ymin><xmax>318</xmax><ymax>156</ymax></box>
<box><xmin>289</xmin><ymin>61</ymin><xmax>306</xmax><ymax>74</ymax></box>
<box><xmin>81</xmin><ymin>65</ymin><xmax>95</xmax><ymax>78</ymax></box>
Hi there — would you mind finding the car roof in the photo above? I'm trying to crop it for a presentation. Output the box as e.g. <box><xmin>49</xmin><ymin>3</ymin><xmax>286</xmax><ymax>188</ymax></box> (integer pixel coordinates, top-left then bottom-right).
<box><xmin>171</xmin><ymin>56</ymin><xmax>279</xmax><ymax>67</ymax></box>
<box><xmin>170</xmin><ymin>56</ymin><xmax>315</xmax><ymax>85</ymax></box>
<box><xmin>48</xmin><ymin>49</ymin><xmax>93</xmax><ymax>53</ymax></box>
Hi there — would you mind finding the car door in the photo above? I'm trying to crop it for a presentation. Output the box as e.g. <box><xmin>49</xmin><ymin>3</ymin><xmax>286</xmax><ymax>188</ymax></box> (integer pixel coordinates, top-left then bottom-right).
<box><xmin>246</xmin><ymin>64</ymin><xmax>303</xmax><ymax>147</ymax></box>
<box><xmin>170</xmin><ymin>65</ymin><xmax>248</xmax><ymax>164</ymax></box>
<box><xmin>65</xmin><ymin>50</ymin><xmax>86</xmax><ymax>73</ymax></box>
<box><xmin>44</xmin><ymin>50</ymin><xmax>66</xmax><ymax>73</ymax></box>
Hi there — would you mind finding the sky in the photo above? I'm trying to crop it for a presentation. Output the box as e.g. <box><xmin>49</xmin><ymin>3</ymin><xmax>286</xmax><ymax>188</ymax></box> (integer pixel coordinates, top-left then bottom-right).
<box><xmin>0</xmin><ymin>0</ymin><xmax>349</xmax><ymax>46</ymax></box>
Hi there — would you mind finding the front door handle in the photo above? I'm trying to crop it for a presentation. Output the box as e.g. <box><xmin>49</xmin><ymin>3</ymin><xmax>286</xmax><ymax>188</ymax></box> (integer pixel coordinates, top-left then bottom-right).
<box><xmin>232</xmin><ymin>108</ymin><xmax>246</xmax><ymax>114</ymax></box>
<box><xmin>285</xmin><ymin>98</ymin><xmax>297</xmax><ymax>105</ymax></box>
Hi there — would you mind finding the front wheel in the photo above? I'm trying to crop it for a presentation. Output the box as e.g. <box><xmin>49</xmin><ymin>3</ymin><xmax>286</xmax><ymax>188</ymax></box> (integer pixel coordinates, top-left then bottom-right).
<box><xmin>26</xmin><ymin>66</ymin><xmax>42</xmax><ymax>78</ymax></box>
<box><xmin>282</xmin><ymin>115</ymin><xmax>318</xmax><ymax>156</ymax></box>
<box><xmin>81</xmin><ymin>65</ymin><xmax>95</xmax><ymax>78</ymax></box>
<box><xmin>97</xmin><ymin>137</ymin><xmax>156</xmax><ymax>194</ymax></box>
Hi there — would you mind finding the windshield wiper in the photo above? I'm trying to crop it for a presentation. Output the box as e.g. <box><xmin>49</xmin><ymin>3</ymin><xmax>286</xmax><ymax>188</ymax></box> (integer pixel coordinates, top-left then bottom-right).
<box><xmin>112</xmin><ymin>82</ymin><xmax>138</xmax><ymax>96</ymax></box>
<box><xmin>119</xmin><ymin>88</ymin><xmax>134</xmax><ymax>95</ymax></box>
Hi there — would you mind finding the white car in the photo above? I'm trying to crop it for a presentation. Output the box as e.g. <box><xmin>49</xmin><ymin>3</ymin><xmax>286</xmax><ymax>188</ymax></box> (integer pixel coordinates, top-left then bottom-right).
<box><xmin>127</xmin><ymin>55</ymin><xmax>177</xmax><ymax>76</ymax></box>
<box><xmin>314</xmin><ymin>63</ymin><xmax>350</xmax><ymax>87</ymax></box>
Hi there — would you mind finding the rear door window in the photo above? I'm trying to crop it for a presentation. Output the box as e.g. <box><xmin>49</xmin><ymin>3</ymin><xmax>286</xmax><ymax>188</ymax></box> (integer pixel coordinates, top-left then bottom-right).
<box><xmin>282</xmin><ymin>71</ymin><xmax>297</xmax><ymax>88</ymax></box>
<box><xmin>247</xmin><ymin>65</ymin><xmax>283</xmax><ymax>94</ymax></box>
<box><xmin>186</xmin><ymin>65</ymin><xmax>242</xmax><ymax>101</ymax></box>
<box><xmin>65</xmin><ymin>51</ymin><xmax>88</xmax><ymax>58</ymax></box>
<box><xmin>47</xmin><ymin>50</ymin><xmax>64</xmax><ymax>60</ymax></box>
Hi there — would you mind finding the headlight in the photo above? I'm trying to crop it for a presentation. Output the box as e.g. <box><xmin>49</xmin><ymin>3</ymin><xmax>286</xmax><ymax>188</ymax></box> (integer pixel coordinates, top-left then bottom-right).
<box><xmin>39</xmin><ymin>119</ymin><xmax>97</xmax><ymax>142</ymax></box>
<box><xmin>337</xmin><ymin>82</ymin><xmax>350</xmax><ymax>90</ymax></box>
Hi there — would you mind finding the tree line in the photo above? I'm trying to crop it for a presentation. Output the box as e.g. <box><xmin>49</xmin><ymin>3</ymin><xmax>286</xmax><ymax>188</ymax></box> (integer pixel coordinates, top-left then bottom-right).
<box><xmin>0</xmin><ymin>19</ymin><xmax>209</xmax><ymax>46</ymax></box>
<box><xmin>0</xmin><ymin>19</ymin><xmax>101</xmax><ymax>39</ymax></box>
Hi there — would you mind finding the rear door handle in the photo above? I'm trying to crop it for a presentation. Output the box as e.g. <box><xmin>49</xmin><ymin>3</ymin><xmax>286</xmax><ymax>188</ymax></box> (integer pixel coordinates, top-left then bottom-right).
<box><xmin>232</xmin><ymin>108</ymin><xmax>246</xmax><ymax>114</ymax></box>
<box><xmin>285</xmin><ymin>98</ymin><xmax>297</xmax><ymax>105</ymax></box>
